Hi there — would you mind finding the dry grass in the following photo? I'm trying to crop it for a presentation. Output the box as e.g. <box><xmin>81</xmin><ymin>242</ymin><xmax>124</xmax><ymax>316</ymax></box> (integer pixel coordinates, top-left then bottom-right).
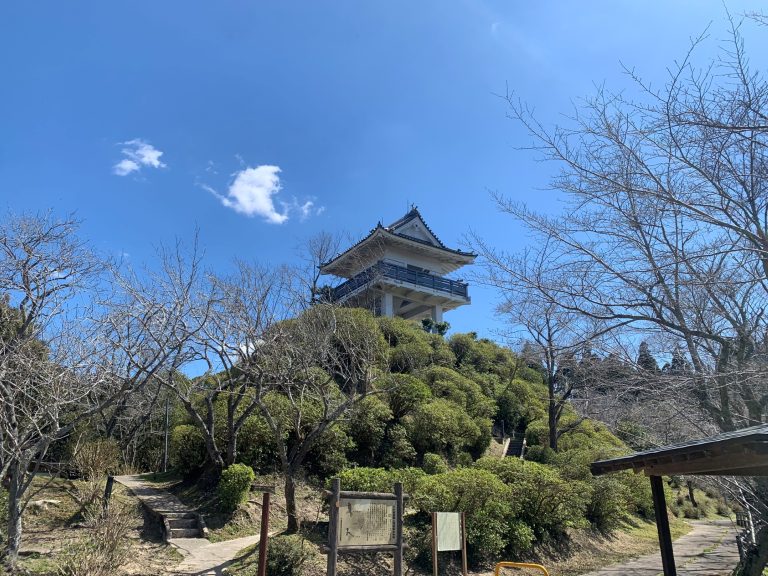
<box><xmin>16</xmin><ymin>475</ymin><xmax>183</xmax><ymax>576</ymax></box>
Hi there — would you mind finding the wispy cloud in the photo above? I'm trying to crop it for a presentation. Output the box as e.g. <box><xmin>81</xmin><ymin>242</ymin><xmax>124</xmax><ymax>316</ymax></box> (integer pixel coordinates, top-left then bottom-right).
<box><xmin>203</xmin><ymin>164</ymin><xmax>324</xmax><ymax>224</ymax></box>
<box><xmin>113</xmin><ymin>139</ymin><xmax>166</xmax><ymax>176</ymax></box>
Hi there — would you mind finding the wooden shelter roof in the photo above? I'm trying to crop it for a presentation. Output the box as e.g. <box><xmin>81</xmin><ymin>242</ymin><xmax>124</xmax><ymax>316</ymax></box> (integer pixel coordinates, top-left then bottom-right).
<box><xmin>591</xmin><ymin>424</ymin><xmax>768</xmax><ymax>477</ymax></box>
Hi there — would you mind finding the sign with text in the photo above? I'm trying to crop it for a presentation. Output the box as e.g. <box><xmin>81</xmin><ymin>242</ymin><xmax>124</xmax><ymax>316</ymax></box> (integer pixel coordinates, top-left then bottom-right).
<box><xmin>435</xmin><ymin>512</ymin><xmax>462</xmax><ymax>551</ymax></box>
<box><xmin>338</xmin><ymin>498</ymin><xmax>397</xmax><ymax>547</ymax></box>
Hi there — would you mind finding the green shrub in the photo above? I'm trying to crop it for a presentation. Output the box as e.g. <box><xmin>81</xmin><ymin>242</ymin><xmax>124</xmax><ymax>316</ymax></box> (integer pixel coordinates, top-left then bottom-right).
<box><xmin>474</xmin><ymin>457</ymin><xmax>589</xmax><ymax>538</ymax></box>
<box><xmin>422</xmin><ymin>453</ymin><xmax>449</xmax><ymax>475</ymax></box>
<box><xmin>524</xmin><ymin>419</ymin><xmax>548</xmax><ymax>447</ymax></box>
<box><xmin>237</xmin><ymin>415</ymin><xmax>278</xmax><ymax>473</ymax></box>
<box><xmin>218</xmin><ymin>463</ymin><xmax>255</xmax><ymax>512</ymax></box>
<box><xmin>413</xmin><ymin>468</ymin><xmax>530</xmax><ymax>565</ymax></box>
<box><xmin>170</xmin><ymin>425</ymin><xmax>206</xmax><ymax>475</ymax></box>
<box><xmin>386</xmin><ymin>374</ymin><xmax>432</xmax><ymax>419</ymax></box>
<box><xmin>716</xmin><ymin>500</ymin><xmax>731</xmax><ymax>516</ymax></box>
<box><xmin>420</xmin><ymin>367</ymin><xmax>496</xmax><ymax>419</ymax></box>
<box><xmin>497</xmin><ymin>379</ymin><xmax>546</xmax><ymax>430</ymax></box>
<box><xmin>348</xmin><ymin>396</ymin><xmax>393</xmax><ymax>466</ymax></box>
<box><xmin>681</xmin><ymin>502</ymin><xmax>702</xmax><ymax>519</ymax></box>
<box><xmin>390</xmin><ymin>340</ymin><xmax>433</xmax><ymax>373</ymax></box>
<box><xmin>524</xmin><ymin>445</ymin><xmax>556</xmax><ymax>464</ymax></box>
<box><xmin>335</xmin><ymin>467</ymin><xmax>393</xmax><ymax>492</ymax></box>
<box><xmin>266</xmin><ymin>535</ymin><xmax>314</xmax><ymax>576</ymax></box>
<box><xmin>335</xmin><ymin>467</ymin><xmax>426</xmax><ymax>495</ymax></box>
<box><xmin>381</xmin><ymin>424</ymin><xmax>417</xmax><ymax>468</ymax></box>
<box><xmin>390</xmin><ymin>467</ymin><xmax>427</xmax><ymax>494</ymax></box>
<box><xmin>587</xmin><ymin>476</ymin><xmax>627</xmax><ymax>532</ymax></box>
<box><xmin>407</xmin><ymin>398</ymin><xmax>483</xmax><ymax>461</ymax></box>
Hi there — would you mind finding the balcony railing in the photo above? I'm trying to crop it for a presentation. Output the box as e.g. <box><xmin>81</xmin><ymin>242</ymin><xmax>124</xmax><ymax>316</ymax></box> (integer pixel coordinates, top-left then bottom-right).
<box><xmin>330</xmin><ymin>261</ymin><xmax>468</xmax><ymax>301</ymax></box>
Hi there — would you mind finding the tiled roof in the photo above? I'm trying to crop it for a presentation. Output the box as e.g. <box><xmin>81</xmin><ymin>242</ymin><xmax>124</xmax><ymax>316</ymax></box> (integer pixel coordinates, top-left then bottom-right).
<box><xmin>320</xmin><ymin>208</ymin><xmax>476</xmax><ymax>269</ymax></box>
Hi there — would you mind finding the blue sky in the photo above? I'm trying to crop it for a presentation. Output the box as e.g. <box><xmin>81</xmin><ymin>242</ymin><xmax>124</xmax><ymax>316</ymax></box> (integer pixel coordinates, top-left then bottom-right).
<box><xmin>1</xmin><ymin>1</ymin><xmax>765</xmax><ymax>340</ymax></box>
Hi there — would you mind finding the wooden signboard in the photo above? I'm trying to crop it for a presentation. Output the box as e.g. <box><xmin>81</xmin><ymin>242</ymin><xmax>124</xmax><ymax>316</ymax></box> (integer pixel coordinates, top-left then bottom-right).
<box><xmin>338</xmin><ymin>498</ymin><xmax>397</xmax><ymax>546</ymax></box>
<box><xmin>431</xmin><ymin>511</ymin><xmax>467</xmax><ymax>576</ymax></box>
<box><xmin>325</xmin><ymin>478</ymin><xmax>405</xmax><ymax>576</ymax></box>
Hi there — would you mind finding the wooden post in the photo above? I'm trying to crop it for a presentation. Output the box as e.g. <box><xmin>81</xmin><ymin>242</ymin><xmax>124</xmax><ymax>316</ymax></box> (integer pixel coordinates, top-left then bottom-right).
<box><xmin>460</xmin><ymin>511</ymin><xmax>467</xmax><ymax>576</ymax></box>
<box><xmin>394</xmin><ymin>482</ymin><xmax>404</xmax><ymax>576</ymax></box>
<box><xmin>103</xmin><ymin>475</ymin><xmax>114</xmax><ymax>514</ymax></box>
<box><xmin>326</xmin><ymin>478</ymin><xmax>340</xmax><ymax>576</ymax></box>
<box><xmin>431</xmin><ymin>512</ymin><xmax>438</xmax><ymax>576</ymax></box>
<box><xmin>257</xmin><ymin>491</ymin><xmax>271</xmax><ymax>576</ymax></box>
<box><xmin>650</xmin><ymin>475</ymin><xmax>676</xmax><ymax>576</ymax></box>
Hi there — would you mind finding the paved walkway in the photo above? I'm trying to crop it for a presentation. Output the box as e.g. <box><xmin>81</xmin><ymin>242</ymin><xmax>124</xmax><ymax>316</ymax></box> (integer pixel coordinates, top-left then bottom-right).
<box><xmin>581</xmin><ymin>519</ymin><xmax>739</xmax><ymax>576</ymax></box>
<box><xmin>171</xmin><ymin>534</ymin><xmax>263</xmax><ymax>575</ymax></box>
<box><xmin>115</xmin><ymin>474</ymin><xmax>267</xmax><ymax>576</ymax></box>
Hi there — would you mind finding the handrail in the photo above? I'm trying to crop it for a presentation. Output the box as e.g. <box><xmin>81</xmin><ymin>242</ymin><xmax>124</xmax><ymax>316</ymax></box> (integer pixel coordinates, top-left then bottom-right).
<box><xmin>331</xmin><ymin>261</ymin><xmax>468</xmax><ymax>301</ymax></box>
<box><xmin>494</xmin><ymin>562</ymin><xmax>550</xmax><ymax>576</ymax></box>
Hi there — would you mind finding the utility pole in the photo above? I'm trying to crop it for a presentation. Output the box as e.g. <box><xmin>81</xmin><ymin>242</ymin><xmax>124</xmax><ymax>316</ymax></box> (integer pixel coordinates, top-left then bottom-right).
<box><xmin>162</xmin><ymin>397</ymin><xmax>170</xmax><ymax>473</ymax></box>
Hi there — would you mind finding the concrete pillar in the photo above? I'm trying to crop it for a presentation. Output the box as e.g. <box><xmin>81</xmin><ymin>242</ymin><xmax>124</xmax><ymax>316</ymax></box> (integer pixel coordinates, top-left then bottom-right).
<box><xmin>431</xmin><ymin>304</ymin><xmax>443</xmax><ymax>323</ymax></box>
<box><xmin>381</xmin><ymin>293</ymin><xmax>394</xmax><ymax>317</ymax></box>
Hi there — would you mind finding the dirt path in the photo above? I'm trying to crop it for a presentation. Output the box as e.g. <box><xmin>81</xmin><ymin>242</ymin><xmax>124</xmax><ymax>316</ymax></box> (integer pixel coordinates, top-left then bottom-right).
<box><xmin>115</xmin><ymin>474</ymin><xmax>267</xmax><ymax>576</ymax></box>
<box><xmin>580</xmin><ymin>519</ymin><xmax>739</xmax><ymax>576</ymax></box>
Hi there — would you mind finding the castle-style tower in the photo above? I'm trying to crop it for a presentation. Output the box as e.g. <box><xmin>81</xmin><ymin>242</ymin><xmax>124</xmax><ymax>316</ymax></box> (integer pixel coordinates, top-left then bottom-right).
<box><xmin>319</xmin><ymin>208</ymin><xmax>476</xmax><ymax>322</ymax></box>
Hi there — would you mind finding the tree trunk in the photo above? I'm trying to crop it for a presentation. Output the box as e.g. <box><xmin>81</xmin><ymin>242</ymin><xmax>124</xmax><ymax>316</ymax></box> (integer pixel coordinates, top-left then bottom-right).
<box><xmin>686</xmin><ymin>480</ymin><xmax>697</xmax><ymax>507</ymax></box>
<box><xmin>284</xmin><ymin>471</ymin><xmax>299</xmax><ymax>534</ymax></box>
<box><xmin>548</xmin><ymin>380</ymin><xmax>559</xmax><ymax>452</ymax></box>
<box><xmin>5</xmin><ymin>462</ymin><xmax>23</xmax><ymax>569</ymax></box>
<box><xmin>226</xmin><ymin>433</ymin><xmax>237</xmax><ymax>467</ymax></box>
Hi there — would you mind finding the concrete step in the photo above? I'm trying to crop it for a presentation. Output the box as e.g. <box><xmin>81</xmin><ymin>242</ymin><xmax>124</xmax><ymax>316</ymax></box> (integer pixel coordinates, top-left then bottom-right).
<box><xmin>170</xmin><ymin>527</ymin><xmax>201</xmax><ymax>538</ymax></box>
<box><xmin>169</xmin><ymin>518</ymin><xmax>198</xmax><ymax>529</ymax></box>
<box><xmin>165</xmin><ymin>512</ymin><xmax>197</xmax><ymax>519</ymax></box>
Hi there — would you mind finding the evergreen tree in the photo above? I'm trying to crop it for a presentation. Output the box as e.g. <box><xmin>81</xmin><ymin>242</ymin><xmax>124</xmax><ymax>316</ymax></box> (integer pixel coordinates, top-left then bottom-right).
<box><xmin>636</xmin><ymin>341</ymin><xmax>659</xmax><ymax>373</ymax></box>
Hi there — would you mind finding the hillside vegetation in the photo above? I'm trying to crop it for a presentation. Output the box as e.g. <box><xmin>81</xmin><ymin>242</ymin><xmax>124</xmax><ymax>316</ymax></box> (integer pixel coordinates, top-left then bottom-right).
<box><xmin>168</xmin><ymin>310</ymin><xmax>666</xmax><ymax>570</ymax></box>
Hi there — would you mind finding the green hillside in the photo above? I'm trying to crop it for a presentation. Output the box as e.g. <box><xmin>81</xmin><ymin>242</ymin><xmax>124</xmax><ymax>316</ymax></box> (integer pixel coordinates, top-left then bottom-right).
<box><xmin>168</xmin><ymin>309</ymin><xmax>660</xmax><ymax>569</ymax></box>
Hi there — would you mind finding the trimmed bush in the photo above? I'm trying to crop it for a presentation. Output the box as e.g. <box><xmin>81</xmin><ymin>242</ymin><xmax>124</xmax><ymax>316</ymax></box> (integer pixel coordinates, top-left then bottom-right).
<box><xmin>422</xmin><ymin>453</ymin><xmax>449</xmax><ymax>475</ymax></box>
<box><xmin>266</xmin><ymin>535</ymin><xmax>314</xmax><ymax>576</ymax></box>
<box><xmin>474</xmin><ymin>457</ymin><xmax>589</xmax><ymax>538</ymax></box>
<box><xmin>335</xmin><ymin>467</ymin><xmax>392</xmax><ymax>492</ymax></box>
<box><xmin>218</xmin><ymin>463</ymin><xmax>255</xmax><ymax>512</ymax></box>
<box><xmin>170</xmin><ymin>424</ymin><xmax>206</xmax><ymax>475</ymax></box>
<box><xmin>414</xmin><ymin>468</ymin><xmax>531</xmax><ymax>566</ymax></box>
<box><xmin>335</xmin><ymin>467</ymin><xmax>426</xmax><ymax>495</ymax></box>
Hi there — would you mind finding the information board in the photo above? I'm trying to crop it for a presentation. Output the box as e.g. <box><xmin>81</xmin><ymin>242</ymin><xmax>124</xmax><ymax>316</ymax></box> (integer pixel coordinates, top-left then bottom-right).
<box><xmin>435</xmin><ymin>512</ymin><xmax>462</xmax><ymax>551</ymax></box>
<box><xmin>337</xmin><ymin>498</ymin><xmax>397</xmax><ymax>547</ymax></box>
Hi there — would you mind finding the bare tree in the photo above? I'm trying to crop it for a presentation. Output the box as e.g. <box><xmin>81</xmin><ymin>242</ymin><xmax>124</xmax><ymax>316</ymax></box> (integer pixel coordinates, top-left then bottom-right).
<box><xmin>0</xmin><ymin>214</ymin><xmax>209</xmax><ymax>566</ymax></box>
<box><xmin>471</xmin><ymin>16</ymin><xmax>768</xmax><ymax>575</ymax></box>
<box><xmin>215</xmin><ymin>275</ymin><xmax>388</xmax><ymax>532</ymax></box>
<box><xmin>476</xmin><ymin>17</ymin><xmax>768</xmax><ymax>435</ymax></box>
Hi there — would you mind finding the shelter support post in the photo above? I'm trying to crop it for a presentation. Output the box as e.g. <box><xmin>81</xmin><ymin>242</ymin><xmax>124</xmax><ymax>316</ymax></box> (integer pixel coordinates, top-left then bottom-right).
<box><xmin>650</xmin><ymin>475</ymin><xmax>676</xmax><ymax>576</ymax></box>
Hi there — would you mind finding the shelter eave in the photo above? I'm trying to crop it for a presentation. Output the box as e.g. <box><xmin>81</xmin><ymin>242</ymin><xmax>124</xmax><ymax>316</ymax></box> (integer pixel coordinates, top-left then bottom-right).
<box><xmin>591</xmin><ymin>424</ymin><xmax>768</xmax><ymax>477</ymax></box>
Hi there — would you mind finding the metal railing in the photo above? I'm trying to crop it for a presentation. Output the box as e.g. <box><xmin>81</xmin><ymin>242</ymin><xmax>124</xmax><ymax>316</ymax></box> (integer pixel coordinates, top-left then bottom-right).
<box><xmin>330</xmin><ymin>261</ymin><xmax>469</xmax><ymax>301</ymax></box>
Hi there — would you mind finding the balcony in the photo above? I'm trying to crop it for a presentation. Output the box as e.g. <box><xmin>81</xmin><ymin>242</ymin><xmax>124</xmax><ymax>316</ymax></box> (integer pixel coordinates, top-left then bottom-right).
<box><xmin>330</xmin><ymin>261</ymin><xmax>468</xmax><ymax>302</ymax></box>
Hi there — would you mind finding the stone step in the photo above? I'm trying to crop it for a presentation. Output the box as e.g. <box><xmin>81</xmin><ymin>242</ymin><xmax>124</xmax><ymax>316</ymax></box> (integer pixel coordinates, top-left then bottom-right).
<box><xmin>170</xmin><ymin>527</ymin><xmax>201</xmax><ymax>539</ymax></box>
<box><xmin>169</xmin><ymin>517</ymin><xmax>198</xmax><ymax>529</ymax></box>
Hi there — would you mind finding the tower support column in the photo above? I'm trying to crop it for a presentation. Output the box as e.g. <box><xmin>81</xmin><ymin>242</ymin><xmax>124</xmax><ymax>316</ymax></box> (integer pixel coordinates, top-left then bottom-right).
<box><xmin>432</xmin><ymin>304</ymin><xmax>443</xmax><ymax>323</ymax></box>
<box><xmin>382</xmin><ymin>293</ymin><xmax>394</xmax><ymax>317</ymax></box>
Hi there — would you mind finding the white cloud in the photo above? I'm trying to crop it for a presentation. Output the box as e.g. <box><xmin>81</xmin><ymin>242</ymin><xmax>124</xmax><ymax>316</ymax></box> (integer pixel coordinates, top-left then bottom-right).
<box><xmin>203</xmin><ymin>163</ymin><xmax>325</xmax><ymax>224</ymax></box>
<box><xmin>113</xmin><ymin>139</ymin><xmax>166</xmax><ymax>176</ymax></box>
<box><xmin>208</xmin><ymin>165</ymin><xmax>288</xmax><ymax>224</ymax></box>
